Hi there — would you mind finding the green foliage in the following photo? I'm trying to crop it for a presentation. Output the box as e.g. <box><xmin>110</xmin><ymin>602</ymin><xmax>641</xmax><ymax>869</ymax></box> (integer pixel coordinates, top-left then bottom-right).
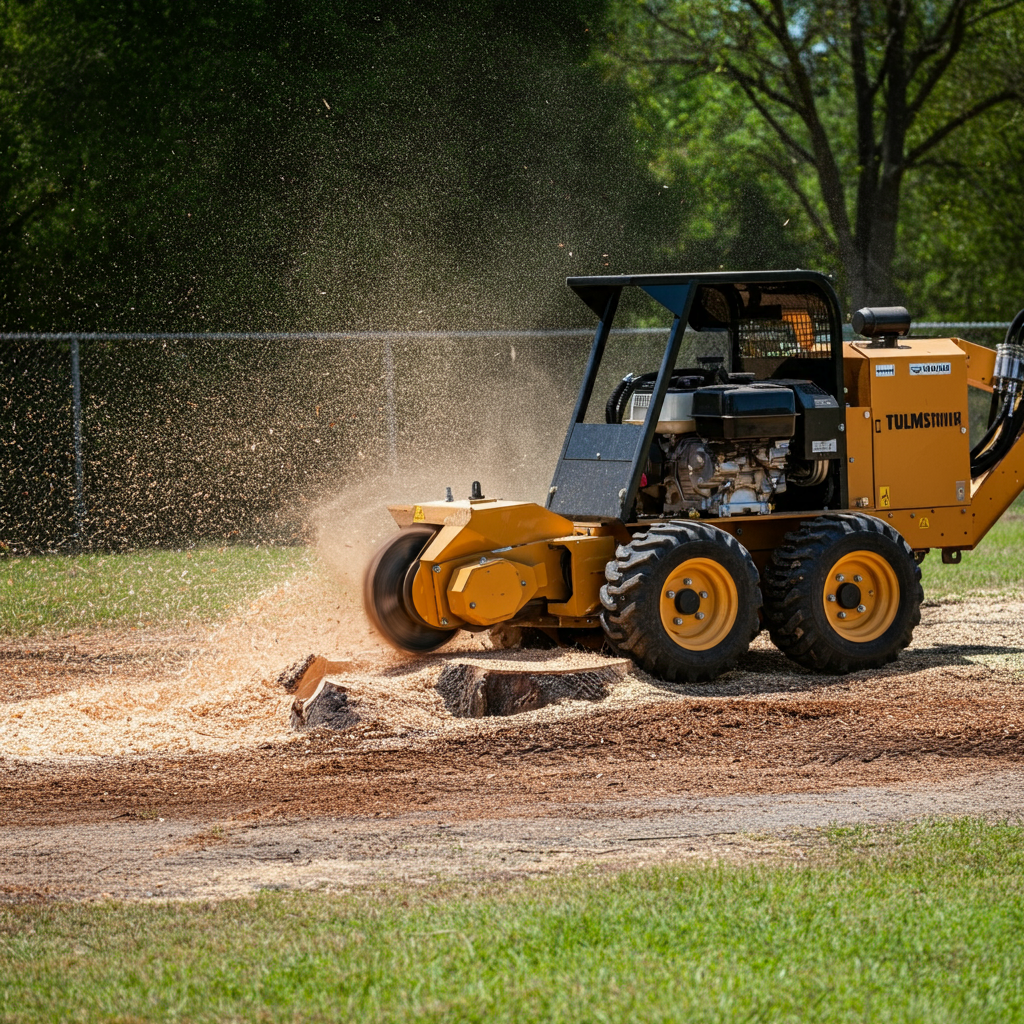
<box><xmin>2</xmin><ymin>818</ymin><xmax>1024</xmax><ymax>1022</ymax></box>
<box><xmin>0</xmin><ymin>545</ymin><xmax>310</xmax><ymax>634</ymax></box>
<box><xmin>602</xmin><ymin>0</ymin><xmax>1024</xmax><ymax>314</ymax></box>
<box><xmin>599</xmin><ymin>15</ymin><xmax>827</xmax><ymax>277</ymax></box>
<box><xmin>902</xmin><ymin>114</ymin><xmax>1024</xmax><ymax>321</ymax></box>
<box><xmin>0</xmin><ymin>0</ymin><xmax>678</xmax><ymax>332</ymax></box>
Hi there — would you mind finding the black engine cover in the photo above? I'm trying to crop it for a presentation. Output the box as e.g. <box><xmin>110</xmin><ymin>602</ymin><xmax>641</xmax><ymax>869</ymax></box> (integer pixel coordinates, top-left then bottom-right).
<box><xmin>692</xmin><ymin>384</ymin><xmax>796</xmax><ymax>440</ymax></box>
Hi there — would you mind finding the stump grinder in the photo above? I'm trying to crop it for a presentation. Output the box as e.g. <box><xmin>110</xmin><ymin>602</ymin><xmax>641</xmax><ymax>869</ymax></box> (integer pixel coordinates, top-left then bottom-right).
<box><xmin>364</xmin><ymin>271</ymin><xmax>1024</xmax><ymax>682</ymax></box>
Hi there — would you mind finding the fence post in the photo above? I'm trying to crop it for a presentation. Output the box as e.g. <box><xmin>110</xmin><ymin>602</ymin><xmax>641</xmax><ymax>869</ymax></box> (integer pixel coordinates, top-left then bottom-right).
<box><xmin>383</xmin><ymin>335</ymin><xmax>398</xmax><ymax>471</ymax></box>
<box><xmin>70</xmin><ymin>337</ymin><xmax>86</xmax><ymax>547</ymax></box>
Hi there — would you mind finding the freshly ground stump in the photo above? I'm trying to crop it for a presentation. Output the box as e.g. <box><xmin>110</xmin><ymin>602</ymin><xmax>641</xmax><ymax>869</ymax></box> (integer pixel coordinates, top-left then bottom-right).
<box><xmin>436</xmin><ymin>654</ymin><xmax>628</xmax><ymax>718</ymax></box>
<box><xmin>290</xmin><ymin>679</ymin><xmax>360</xmax><ymax>732</ymax></box>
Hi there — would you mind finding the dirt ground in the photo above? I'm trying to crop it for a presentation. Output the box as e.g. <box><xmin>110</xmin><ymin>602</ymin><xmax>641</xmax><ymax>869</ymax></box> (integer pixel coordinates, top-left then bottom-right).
<box><xmin>1</xmin><ymin>578</ymin><xmax>1023</xmax><ymax>903</ymax></box>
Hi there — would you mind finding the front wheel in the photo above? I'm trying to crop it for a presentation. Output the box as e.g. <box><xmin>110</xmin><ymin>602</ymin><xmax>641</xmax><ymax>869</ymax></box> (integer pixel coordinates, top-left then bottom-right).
<box><xmin>762</xmin><ymin>514</ymin><xmax>922</xmax><ymax>673</ymax></box>
<box><xmin>599</xmin><ymin>521</ymin><xmax>761</xmax><ymax>683</ymax></box>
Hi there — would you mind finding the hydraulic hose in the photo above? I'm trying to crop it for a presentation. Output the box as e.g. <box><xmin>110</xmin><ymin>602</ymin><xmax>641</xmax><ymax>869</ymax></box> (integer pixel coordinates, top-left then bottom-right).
<box><xmin>970</xmin><ymin>308</ymin><xmax>1024</xmax><ymax>477</ymax></box>
<box><xmin>605</xmin><ymin>372</ymin><xmax>655</xmax><ymax>424</ymax></box>
<box><xmin>605</xmin><ymin>369</ymin><xmax>712</xmax><ymax>424</ymax></box>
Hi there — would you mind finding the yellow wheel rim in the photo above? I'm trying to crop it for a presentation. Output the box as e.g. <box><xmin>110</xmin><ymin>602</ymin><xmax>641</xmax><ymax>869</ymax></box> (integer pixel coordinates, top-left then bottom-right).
<box><xmin>822</xmin><ymin>550</ymin><xmax>899</xmax><ymax>643</ymax></box>
<box><xmin>659</xmin><ymin>557</ymin><xmax>739</xmax><ymax>652</ymax></box>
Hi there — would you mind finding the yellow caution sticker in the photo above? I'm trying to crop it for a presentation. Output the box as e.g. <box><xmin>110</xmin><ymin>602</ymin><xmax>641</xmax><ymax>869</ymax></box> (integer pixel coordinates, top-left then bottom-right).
<box><xmin>919</xmin><ymin>517</ymin><xmax>930</xmax><ymax>529</ymax></box>
<box><xmin>879</xmin><ymin>486</ymin><xmax>891</xmax><ymax>508</ymax></box>
<box><xmin>413</xmin><ymin>505</ymin><xmax>425</xmax><ymax>523</ymax></box>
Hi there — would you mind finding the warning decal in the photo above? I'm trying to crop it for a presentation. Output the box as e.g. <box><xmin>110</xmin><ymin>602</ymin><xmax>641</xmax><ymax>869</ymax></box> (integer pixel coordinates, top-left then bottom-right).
<box><xmin>919</xmin><ymin>517</ymin><xmax>931</xmax><ymax>528</ymax></box>
<box><xmin>879</xmin><ymin>486</ymin><xmax>891</xmax><ymax>508</ymax></box>
<box><xmin>413</xmin><ymin>505</ymin><xmax>425</xmax><ymax>522</ymax></box>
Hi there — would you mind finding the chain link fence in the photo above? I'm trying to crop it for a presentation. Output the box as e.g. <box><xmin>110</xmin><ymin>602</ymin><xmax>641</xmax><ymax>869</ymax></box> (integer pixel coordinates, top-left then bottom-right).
<box><xmin>1</xmin><ymin>331</ymin><xmax>601</xmax><ymax>553</ymax></box>
<box><xmin>2</xmin><ymin>322</ymin><xmax>1010</xmax><ymax>554</ymax></box>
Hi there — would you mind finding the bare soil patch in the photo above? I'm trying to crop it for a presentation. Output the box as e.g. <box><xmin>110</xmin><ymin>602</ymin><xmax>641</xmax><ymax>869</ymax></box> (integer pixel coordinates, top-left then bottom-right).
<box><xmin>1</xmin><ymin>580</ymin><xmax>1022</xmax><ymax>900</ymax></box>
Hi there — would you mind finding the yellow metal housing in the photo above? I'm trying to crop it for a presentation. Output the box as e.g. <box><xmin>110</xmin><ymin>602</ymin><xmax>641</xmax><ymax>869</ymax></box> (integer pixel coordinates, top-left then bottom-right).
<box><xmin>447</xmin><ymin>558</ymin><xmax>538</xmax><ymax>626</ymax></box>
<box><xmin>388</xmin><ymin>499</ymin><xmax>594</xmax><ymax>629</ymax></box>
<box><xmin>843</xmin><ymin>339</ymin><xmax>971</xmax><ymax>511</ymax></box>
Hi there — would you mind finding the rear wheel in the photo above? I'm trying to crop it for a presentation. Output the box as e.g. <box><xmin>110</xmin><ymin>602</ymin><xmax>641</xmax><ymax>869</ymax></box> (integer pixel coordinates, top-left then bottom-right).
<box><xmin>599</xmin><ymin>521</ymin><xmax>761</xmax><ymax>683</ymax></box>
<box><xmin>363</xmin><ymin>525</ymin><xmax>458</xmax><ymax>653</ymax></box>
<box><xmin>762</xmin><ymin>514</ymin><xmax>922</xmax><ymax>673</ymax></box>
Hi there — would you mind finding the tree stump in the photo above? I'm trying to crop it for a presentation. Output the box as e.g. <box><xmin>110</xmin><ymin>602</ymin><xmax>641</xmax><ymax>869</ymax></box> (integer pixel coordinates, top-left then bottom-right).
<box><xmin>289</xmin><ymin>679</ymin><xmax>360</xmax><ymax>732</ymax></box>
<box><xmin>275</xmin><ymin>654</ymin><xmax>356</xmax><ymax>701</ymax></box>
<box><xmin>276</xmin><ymin>654</ymin><xmax>360</xmax><ymax>732</ymax></box>
<box><xmin>436</xmin><ymin>655</ymin><xmax>628</xmax><ymax>718</ymax></box>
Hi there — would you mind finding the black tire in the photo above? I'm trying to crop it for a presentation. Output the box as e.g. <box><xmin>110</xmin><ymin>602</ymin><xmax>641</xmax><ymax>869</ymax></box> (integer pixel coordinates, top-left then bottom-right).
<box><xmin>599</xmin><ymin>521</ymin><xmax>761</xmax><ymax>683</ymax></box>
<box><xmin>363</xmin><ymin>525</ymin><xmax>458</xmax><ymax>654</ymax></box>
<box><xmin>762</xmin><ymin>514</ymin><xmax>923</xmax><ymax>673</ymax></box>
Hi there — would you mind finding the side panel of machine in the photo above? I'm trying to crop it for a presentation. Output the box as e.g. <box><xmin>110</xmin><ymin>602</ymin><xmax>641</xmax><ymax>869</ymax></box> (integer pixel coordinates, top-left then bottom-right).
<box><xmin>848</xmin><ymin>341</ymin><xmax>971</xmax><ymax>511</ymax></box>
<box><xmin>844</xmin><ymin>406</ymin><xmax>875</xmax><ymax>507</ymax></box>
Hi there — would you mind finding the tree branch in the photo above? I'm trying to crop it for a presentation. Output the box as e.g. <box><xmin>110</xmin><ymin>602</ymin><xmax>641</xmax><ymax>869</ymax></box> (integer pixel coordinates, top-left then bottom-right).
<box><xmin>906</xmin><ymin>89</ymin><xmax>1021</xmax><ymax>164</ymax></box>
<box><xmin>908</xmin><ymin>0</ymin><xmax>969</xmax><ymax>77</ymax></box>
<box><xmin>732</xmin><ymin>75</ymin><xmax>816</xmax><ymax>164</ymax></box>
<box><xmin>907</xmin><ymin>0</ymin><xmax>969</xmax><ymax>121</ymax></box>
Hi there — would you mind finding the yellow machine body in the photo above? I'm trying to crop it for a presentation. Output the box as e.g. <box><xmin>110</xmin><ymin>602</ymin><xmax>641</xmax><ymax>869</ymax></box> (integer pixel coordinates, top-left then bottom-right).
<box><xmin>387</xmin><ymin>499</ymin><xmax>619</xmax><ymax>630</ymax></box>
<box><xmin>363</xmin><ymin>263</ymin><xmax>1024</xmax><ymax>687</ymax></box>
<box><xmin>843</xmin><ymin>338</ymin><xmax>971</xmax><ymax>511</ymax></box>
<box><xmin>386</xmin><ymin>331</ymin><xmax>1023</xmax><ymax>634</ymax></box>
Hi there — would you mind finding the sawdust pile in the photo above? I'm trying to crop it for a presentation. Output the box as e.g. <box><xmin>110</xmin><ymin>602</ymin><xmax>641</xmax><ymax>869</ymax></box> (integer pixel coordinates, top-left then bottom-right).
<box><xmin>0</xmin><ymin>570</ymin><xmax>654</xmax><ymax>759</ymax></box>
<box><xmin>2</xmin><ymin>569</ymin><xmax>1022</xmax><ymax>760</ymax></box>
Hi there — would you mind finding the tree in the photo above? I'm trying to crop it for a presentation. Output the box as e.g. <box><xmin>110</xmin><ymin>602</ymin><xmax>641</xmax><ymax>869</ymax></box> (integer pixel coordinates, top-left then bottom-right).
<box><xmin>0</xmin><ymin>0</ymin><xmax>678</xmax><ymax>332</ymax></box>
<box><xmin>607</xmin><ymin>0</ymin><xmax>1024</xmax><ymax>307</ymax></box>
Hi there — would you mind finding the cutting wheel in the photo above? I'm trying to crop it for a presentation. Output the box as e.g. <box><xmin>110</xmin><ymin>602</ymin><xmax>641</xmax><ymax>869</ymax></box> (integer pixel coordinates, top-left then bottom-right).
<box><xmin>363</xmin><ymin>525</ymin><xmax>457</xmax><ymax>653</ymax></box>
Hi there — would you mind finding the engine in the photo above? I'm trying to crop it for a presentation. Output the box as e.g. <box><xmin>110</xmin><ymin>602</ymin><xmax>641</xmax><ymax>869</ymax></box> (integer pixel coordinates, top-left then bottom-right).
<box><xmin>621</xmin><ymin>375</ymin><xmax>841</xmax><ymax>518</ymax></box>
<box><xmin>661</xmin><ymin>435</ymin><xmax>790</xmax><ymax>518</ymax></box>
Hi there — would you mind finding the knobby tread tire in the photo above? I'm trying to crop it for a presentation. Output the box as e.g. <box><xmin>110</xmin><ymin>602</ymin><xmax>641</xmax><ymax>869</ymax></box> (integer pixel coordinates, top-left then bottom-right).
<box><xmin>762</xmin><ymin>513</ymin><xmax>923</xmax><ymax>673</ymax></box>
<box><xmin>599</xmin><ymin>521</ymin><xmax>761</xmax><ymax>683</ymax></box>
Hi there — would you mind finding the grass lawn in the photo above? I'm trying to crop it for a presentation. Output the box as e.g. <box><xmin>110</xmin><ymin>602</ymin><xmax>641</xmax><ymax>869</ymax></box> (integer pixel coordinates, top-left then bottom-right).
<box><xmin>921</xmin><ymin>497</ymin><xmax>1024</xmax><ymax>601</ymax></box>
<box><xmin>0</xmin><ymin>545</ymin><xmax>311</xmax><ymax>635</ymax></box>
<box><xmin>1</xmin><ymin>818</ymin><xmax>1023</xmax><ymax>1023</ymax></box>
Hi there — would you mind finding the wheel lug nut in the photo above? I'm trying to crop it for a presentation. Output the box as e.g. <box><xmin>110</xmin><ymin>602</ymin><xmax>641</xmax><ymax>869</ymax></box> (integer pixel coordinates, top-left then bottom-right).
<box><xmin>827</xmin><ymin>594</ymin><xmax>836</xmax><ymax>602</ymax></box>
<box><xmin>695</xmin><ymin>612</ymin><xmax>705</xmax><ymax>620</ymax></box>
<box><xmin>838</xmin><ymin>611</ymin><xmax>847</xmax><ymax>619</ymax></box>
<box><xmin>673</xmin><ymin>617</ymin><xmax>683</xmax><ymax>626</ymax></box>
<box><xmin>699</xmin><ymin>591</ymin><xmax>708</xmax><ymax>599</ymax></box>
<box><xmin>836</xmin><ymin>574</ymin><xmax>845</xmax><ymax>582</ymax></box>
<box><xmin>683</xmin><ymin>578</ymin><xmax>692</xmax><ymax>586</ymax></box>
<box><xmin>853</xmin><ymin>575</ymin><xmax>863</xmax><ymax>583</ymax></box>
<box><xmin>667</xmin><ymin>590</ymin><xmax>675</xmax><ymax>598</ymax></box>
<box><xmin>857</xmin><ymin>604</ymin><xmax>866</xmax><ymax>613</ymax></box>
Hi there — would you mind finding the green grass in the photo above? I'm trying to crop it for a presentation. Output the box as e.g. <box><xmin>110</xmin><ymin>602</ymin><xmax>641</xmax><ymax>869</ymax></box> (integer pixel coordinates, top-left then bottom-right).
<box><xmin>921</xmin><ymin>497</ymin><xmax>1024</xmax><ymax>601</ymax></box>
<box><xmin>0</xmin><ymin>545</ymin><xmax>311</xmax><ymax>635</ymax></box>
<box><xmin>1</xmin><ymin>818</ymin><xmax>1023</xmax><ymax>1023</ymax></box>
